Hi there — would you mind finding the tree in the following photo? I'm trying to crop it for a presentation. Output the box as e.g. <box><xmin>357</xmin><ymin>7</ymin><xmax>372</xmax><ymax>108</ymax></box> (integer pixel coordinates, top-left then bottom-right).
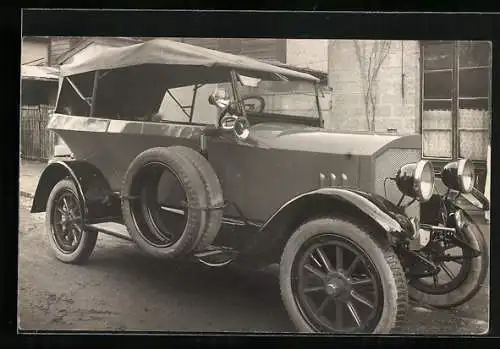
<box><xmin>354</xmin><ymin>40</ymin><xmax>392</xmax><ymax>132</ymax></box>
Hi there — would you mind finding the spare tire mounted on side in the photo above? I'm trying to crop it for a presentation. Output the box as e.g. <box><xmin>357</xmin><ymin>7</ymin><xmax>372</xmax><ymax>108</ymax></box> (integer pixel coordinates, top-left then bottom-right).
<box><xmin>121</xmin><ymin>146</ymin><xmax>224</xmax><ymax>258</ymax></box>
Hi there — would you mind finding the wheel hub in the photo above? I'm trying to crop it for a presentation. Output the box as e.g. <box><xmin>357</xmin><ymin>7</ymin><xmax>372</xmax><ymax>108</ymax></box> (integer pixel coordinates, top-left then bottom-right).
<box><xmin>325</xmin><ymin>282</ymin><xmax>339</xmax><ymax>296</ymax></box>
<box><xmin>324</xmin><ymin>273</ymin><xmax>351</xmax><ymax>300</ymax></box>
<box><xmin>61</xmin><ymin>214</ymin><xmax>69</xmax><ymax>224</ymax></box>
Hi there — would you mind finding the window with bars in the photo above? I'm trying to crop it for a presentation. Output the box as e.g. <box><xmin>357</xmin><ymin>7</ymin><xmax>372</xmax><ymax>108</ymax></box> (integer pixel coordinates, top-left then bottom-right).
<box><xmin>421</xmin><ymin>41</ymin><xmax>491</xmax><ymax>161</ymax></box>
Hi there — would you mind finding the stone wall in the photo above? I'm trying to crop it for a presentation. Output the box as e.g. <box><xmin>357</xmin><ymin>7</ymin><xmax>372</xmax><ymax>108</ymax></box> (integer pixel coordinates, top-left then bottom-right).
<box><xmin>326</xmin><ymin>40</ymin><xmax>420</xmax><ymax>135</ymax></box>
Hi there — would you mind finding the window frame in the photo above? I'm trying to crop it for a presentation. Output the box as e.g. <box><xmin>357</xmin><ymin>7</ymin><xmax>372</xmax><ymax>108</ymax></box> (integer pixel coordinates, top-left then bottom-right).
<box><xmin>420</xmin><ymin>40</ymin><xmax>492</xmax><ymax>162</ymax></box>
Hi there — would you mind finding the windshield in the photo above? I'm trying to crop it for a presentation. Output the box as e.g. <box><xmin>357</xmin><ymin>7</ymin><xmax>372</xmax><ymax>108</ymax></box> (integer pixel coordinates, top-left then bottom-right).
<box><xmin>235</xmin><ymin>72</ymin><xmax>320</xmax><ymax>119</ymax></box>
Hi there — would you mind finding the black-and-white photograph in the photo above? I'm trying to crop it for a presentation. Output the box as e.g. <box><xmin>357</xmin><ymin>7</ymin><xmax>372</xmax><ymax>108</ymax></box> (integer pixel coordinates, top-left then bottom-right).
<box><xmin>18</xmin><ymin>29</ymin><xmax>491</xmax><ymax>334</ymax></box>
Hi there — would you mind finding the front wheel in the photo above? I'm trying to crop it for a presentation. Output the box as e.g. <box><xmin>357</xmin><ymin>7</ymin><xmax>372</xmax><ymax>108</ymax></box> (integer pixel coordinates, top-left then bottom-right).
<box><xmin>279</xmin><ymin>217</ymin><xmax>408</xmax><ymax>334</ymax></box>
<box><xmin>45</xmin><ymin>179</ymin><xmax>97</xmax><ymax>264</ymax></box>
<box><xmin>408</xmin><ymin>212</ymin><xmax>488</xmax><ymax>308</ymax></box>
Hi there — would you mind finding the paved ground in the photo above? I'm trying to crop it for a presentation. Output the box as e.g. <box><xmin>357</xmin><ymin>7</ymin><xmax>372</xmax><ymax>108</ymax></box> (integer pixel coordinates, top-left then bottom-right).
<box><xmin>18</xmin><ymin>160</ymin><xmax>490</xmax><ymax>334</ymax></box>
<box><xmin>19</xmin><ymin>159</ymin><xmax>47</xmax><ymax>198</ymax></box>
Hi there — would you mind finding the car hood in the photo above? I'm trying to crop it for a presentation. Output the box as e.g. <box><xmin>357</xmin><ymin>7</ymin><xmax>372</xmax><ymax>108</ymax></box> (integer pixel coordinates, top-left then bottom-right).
<box><xmin>246</xmin><ymin>123</ymin><xmax>421</xmax><ymax>156</ymax></box>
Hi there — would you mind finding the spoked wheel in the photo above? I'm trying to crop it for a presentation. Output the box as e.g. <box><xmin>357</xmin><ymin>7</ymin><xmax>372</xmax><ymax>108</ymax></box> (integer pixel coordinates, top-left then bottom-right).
<box><xmin>408</xmin><ymin>211</ymin><xmax>488</xmax><ymax>308</ymax></box>
<box><xmin>52</xmin><ymin>189</ymin><xmax>83</xmax><ymax>252</ymax></box>
<box><xmin>280</xmin><ymin>217</ymin><xmax>408</xmax><ymax>334</ymax></box>
<box><xmin>293</xmin><ymin>237</ymin><xmax>383</xmax><ymax>332</ymax></box>
<box><xmin>46</xmin><ymin>179</ymin><xmax>97</xmax><ymax>264</ymax></box>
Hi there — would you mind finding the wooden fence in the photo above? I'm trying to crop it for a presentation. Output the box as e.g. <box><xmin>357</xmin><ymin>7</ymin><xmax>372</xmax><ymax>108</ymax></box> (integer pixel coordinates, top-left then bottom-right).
<box><xmin>20</xmin><ymin>104</ymin><xmax>55</xmax><ymax>161</ymax></box>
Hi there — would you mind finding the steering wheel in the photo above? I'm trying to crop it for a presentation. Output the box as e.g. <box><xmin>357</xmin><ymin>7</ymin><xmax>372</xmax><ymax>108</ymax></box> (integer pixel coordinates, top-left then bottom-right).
<box><xmin>216</xmin><ymin>102</ymin><xmax>234</xmax><ymax>128</ymax></box>
<box><xmin>241</xmin><ymin>95</ymin><xmax>266</xmax><ymax>113</ymax></box>
<box><xmin>214</xmin><ymin>95</ymin><xmax>265</xmax><ymax>128</ymax></box>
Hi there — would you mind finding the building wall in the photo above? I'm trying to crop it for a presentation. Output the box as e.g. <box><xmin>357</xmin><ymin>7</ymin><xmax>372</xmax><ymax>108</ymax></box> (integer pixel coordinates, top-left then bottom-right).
<box><xmin>239</xmin><ymin>38</ymin><xmax>287</xmax><ymax>62</ymax></box>
<box><xmin>56</xmin><ymin>37</ymin><xmax>146</xmax><ymax>65</ymax></box>
<box><xmin>60</xmin><ymin>43</ymin><xmax>117</xmax><ymax>66</ymax></box>
<box><xmin>49</xmin><ymin>37</ymin><xmax>74</xmax><ymax>66</ymax></box>
<box><xmin>21</xmin><ymin>80</ymin><xmax>58</xmax><ymax>106</ymax></box>
<box><xmin>177</xmin><ymin>38</ymin><xmax>287</xmax><ymax>62</ymax></box>
<box><xmin>286</xmin><ymin>39</ymin><xmax>328</xmax><ymax>72</ymax></box>
<box><xmin>326</xmin><ymin>40</ymin><xmax>420</xmax><ymax>134</ymax></box>
<box><xmin>21</xmin><ymin>39</ymin><xmax>49</xmax><ymax>65</ymax></box>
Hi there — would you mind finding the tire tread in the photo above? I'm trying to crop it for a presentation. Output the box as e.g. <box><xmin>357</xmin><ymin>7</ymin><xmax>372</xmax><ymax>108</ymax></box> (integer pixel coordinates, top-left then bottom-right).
<box><xmin>167</xmin><ymin>146</ymin><xmax>224</xmax><ymax>252</ymax></box>
<box><xmin>279</xmin><ymin>216</ymin><xmax>408</xmax><ymax>334</ymax></box>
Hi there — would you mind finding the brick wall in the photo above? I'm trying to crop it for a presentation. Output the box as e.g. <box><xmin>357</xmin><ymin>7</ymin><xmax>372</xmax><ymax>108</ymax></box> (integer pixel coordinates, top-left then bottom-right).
<box><xmin>326</xmin><ymin>40</ymin><xmax>420</xmax><ymax>135</ymax></box>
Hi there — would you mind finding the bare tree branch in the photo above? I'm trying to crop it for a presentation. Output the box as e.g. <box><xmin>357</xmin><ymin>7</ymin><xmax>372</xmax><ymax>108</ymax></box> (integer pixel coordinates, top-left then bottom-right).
<box><xmin>354</xmin><ymin>41</ymin><xmax>372</xmax><ymax>131</ymax></box>
<box><xmin>353</xmin><ymin>40</ymin><xmax>392</xmax><ymax>132</ymax></box>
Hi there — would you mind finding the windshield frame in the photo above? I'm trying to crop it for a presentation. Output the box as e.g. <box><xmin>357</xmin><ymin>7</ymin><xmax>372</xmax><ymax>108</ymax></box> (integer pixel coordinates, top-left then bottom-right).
<box><xmin>230</xmin><ymin>69</ymin><xmax>323</xmax><ymax>126</ymax></box>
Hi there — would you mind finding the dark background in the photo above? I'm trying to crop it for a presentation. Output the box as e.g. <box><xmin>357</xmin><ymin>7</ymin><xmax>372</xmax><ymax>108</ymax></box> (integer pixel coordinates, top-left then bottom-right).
<box><xmin>4</xmin><ymin>7</ymin><xmax>500</xmax><ymax>348</ymax></box>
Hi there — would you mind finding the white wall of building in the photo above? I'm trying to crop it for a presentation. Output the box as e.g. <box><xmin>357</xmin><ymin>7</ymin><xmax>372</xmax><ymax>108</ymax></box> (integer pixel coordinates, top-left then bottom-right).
<box><xmin>286</xmin><ymin>39</ymin><xmax>329</xmax><ymax>72</ymax></box>
<box><xmin>21</xmin><ymin>39</ymin><xmax>49</xmax><ymax>65</ymax></box>
<box><xmin>60</xmin><ymin>43</ymin><xmax>115</xmax><ymax>65</ymax></box>
<box><xmin>326</xmin><ymin>40</ymin><xmax>420</xmax><ymax>134</ymax></box>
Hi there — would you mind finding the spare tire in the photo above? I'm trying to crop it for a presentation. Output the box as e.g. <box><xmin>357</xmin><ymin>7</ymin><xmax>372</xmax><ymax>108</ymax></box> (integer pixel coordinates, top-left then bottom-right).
<box><xmin>167</xmin><ymin>146</ymin><xmax>224</xmax><ymax>252</ymax></box>
<box><xmin>121</xmin><ymin>147</ymin><xmax>211</xmax><ymax>258</ymax></box>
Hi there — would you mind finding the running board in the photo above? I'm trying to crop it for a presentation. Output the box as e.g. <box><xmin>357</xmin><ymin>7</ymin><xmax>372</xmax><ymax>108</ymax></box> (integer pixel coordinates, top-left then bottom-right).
<box><xmin>85</xmin><ymin>221</ymin><xmax>238</xmax><ymax>266</ymax></box>
<box><xmin>160</xmin><ymin>206</ymin><xmax>248</xmax><ymax>227</ymax></box>
<box><xmin>85</xmin><ymin>222</ymin><xmax>134</xmax><ymax>242</ymax></box>
<box><xmin>192</xmin><ymin>245</ymin><xmax>236</xmax><ymax>258</ymax></box>
<box><xmin>193</xmin><ymin>245</ymin><xmax>238</xmax><ymax>267</ymax></box>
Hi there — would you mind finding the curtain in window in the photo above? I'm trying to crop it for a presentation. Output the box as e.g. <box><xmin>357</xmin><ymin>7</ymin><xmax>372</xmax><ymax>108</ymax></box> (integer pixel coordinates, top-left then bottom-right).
<box><xmin>458</xmin><ymin>108</ymin><xmax>490</xmax><ymax>160</ymax></box>
<box><xmin>421</xmin><ymin>41</ymin><xmax>491</xmax><ymax>161</ymax></box>
<box><xmin>422</xmin><ymin>109</ymin><xmax>452</xmax><ymax>158</ymax></box>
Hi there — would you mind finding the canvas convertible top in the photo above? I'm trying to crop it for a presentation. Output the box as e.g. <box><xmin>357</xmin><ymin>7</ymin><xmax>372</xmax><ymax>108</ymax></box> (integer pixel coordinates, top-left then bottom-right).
<box><xmin>21</xmin><ymin>65</ymin><xmax>59</xmax><ymax>82</ymax></box>
<box><xmin>59</xmin><ymin>38</ymin><xmax>319</xmax><ymax>82</ymax></box>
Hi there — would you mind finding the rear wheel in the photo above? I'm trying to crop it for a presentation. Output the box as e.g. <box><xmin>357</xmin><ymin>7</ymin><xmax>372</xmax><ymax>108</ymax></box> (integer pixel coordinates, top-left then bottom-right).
<box><xmin>280</xmin><ymin>217</ymin><xmax>408</xmax><ymax>334</ymax></box>
<box><xmin>45</xmin><ymin>179</ymin><xmax>97</xmax><ymax>264</ymax></box>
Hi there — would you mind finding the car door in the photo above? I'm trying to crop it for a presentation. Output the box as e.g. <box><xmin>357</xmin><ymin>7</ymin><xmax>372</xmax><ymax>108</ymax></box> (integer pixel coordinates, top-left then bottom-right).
<box><xmin>205</xmin><ymin>130</ymin><xmax>335</xmax><ymax>224</ymax></box>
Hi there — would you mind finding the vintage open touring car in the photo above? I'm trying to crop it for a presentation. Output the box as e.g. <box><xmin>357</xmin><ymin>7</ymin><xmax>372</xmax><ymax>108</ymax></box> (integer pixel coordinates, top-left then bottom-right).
<box><xmin>30</xmin><ymin>39</ymin><xmax>489</xmax><ymax>334</ymax></box>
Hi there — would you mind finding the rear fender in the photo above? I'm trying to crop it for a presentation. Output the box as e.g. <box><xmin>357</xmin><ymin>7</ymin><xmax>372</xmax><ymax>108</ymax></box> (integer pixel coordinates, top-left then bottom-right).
<box><xmin>239</xmin><ymin>188</ymin><xmax>413</xmax><ymax>266</ymax></box>
<box><xmin>30</xmin><ymin>160</ymin><xmax>118</xmax><ymax>221</ymax></box>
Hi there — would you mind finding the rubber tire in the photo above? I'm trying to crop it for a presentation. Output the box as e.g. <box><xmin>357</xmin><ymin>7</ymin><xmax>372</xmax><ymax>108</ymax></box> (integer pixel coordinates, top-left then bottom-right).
<box><xmin>121</xmin><ymin>147</ymin><xmax>208</xmax><ymax>258</ymax></box>
<box><xmin>167</xmin><ymin>146</ymin><xmax>224</xmax><ymax>252</ymax></box>
<box><xmin>45</xmin><ymin>179</ymin><xmax>98</xmax><ymax>264</ymax></box>
<box><xmin>280</xmin><ymin>217</ymin><xmax>408</xmax><ymax>334</ymax></box>
<box><xmin>408</xmin><ymin>212</ymin><xmax>489</xmax><ymax>308</ymax></box>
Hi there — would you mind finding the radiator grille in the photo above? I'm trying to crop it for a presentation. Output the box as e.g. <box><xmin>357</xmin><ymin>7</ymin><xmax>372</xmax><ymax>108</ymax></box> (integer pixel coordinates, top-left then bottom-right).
<box><xmin>374</xmin><ymin>148</ymin><xmax>422</xmax><ymax>218</ymax></box>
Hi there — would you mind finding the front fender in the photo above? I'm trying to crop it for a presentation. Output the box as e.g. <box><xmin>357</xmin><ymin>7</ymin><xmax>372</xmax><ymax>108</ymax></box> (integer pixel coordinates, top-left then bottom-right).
<box><xmin>237</xmin><ymin>187</ymin><xmax>413</xmax><ymax>267</ymax></box>
<box><xmin>31</xmin><ymin>160</ymin><xmax>116</xmax><ymax>220</ymax></box>
<box><xmin>261</xmin><ymin>187</ymin><xmax>413</xmax><ymax>239</ymax></box>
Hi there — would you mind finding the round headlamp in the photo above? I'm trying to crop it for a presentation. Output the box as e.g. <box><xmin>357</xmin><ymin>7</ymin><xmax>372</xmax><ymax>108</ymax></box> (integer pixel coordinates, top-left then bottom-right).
<box><xmin>396</xmin><ymin>160</ymin><xmax>435</xmax><ymax>202</ymax></box>
<box><xmin>441</xmin><ymin>158</ymin><xmax>475</xmax><ymax>193</ymax></box>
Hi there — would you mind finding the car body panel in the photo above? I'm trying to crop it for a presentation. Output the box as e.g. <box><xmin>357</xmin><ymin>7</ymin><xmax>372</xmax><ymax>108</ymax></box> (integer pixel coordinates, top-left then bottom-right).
<box><xmin>261</xmin><ymin>187</ymin><xmax>411</xmax><ymax>235</ymax></box>
<box><xmin>47</xmin><ymin>112</ymin><xmax>421</xmax><ymax>225</ymax></box>
<box><xmin>36</xmin><ymin>38</ymin><xmax>425</xmax><ymax>257</ymax></box>
<box><xmin>31</xmin><ymin>159</ymin><xmax>121</xmax><ymax>223</ymax></box>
